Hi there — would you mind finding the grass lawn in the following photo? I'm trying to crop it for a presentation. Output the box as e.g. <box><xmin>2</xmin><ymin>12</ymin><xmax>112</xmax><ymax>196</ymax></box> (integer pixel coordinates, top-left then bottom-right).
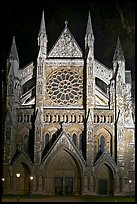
<box><xmin>2</xmin><ymin>194</ymin><xmax>135</xmax><ymax>202</ymax></box>
<box><xmin>80</xmin><ymin>195</ymin><xmax>135</xmax><ymax>202</ymax></box>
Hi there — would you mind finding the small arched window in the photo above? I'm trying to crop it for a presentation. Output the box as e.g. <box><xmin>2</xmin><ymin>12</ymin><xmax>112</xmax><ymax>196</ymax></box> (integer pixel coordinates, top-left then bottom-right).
<box><xmin>66</xmin><ymin>115</ymin><xmax>68</xmax><ymax>122</ymax></box>
<box><xmin>100</xmin><ymin>135</ymin><xmax>105</xmax><ymax>153</ymax></box>
<box><xmin>6</xmin><ymin>128</ymin><xmax>11</xmax><ymax>140</ymax></box>
<box><xmin>45</xmin><ymin>133</ymin><xmax>49</xmax><ymax>146</ymax></box>
<box><xmin>79</xmin><ymin>134</ymin><xmax>83</xmax><ymax>150</ymax></box>
<box><xmin>74</xmin><ymin>115</ymin><xmax>76</xmax><ymax>122</ymax></box>
<box><xmin>52</xmin><ymin>133</ymin><xmax>56</xmax><ymax>143</ymax></box>
<box><xmin>58</xmin><ymin>115</ymin><xmax>60</xmax><ymax>123</ymax></box>
<box><xmin>72</xmin><ymin>133</ymin><xmax>77</xmax><ymax>145</ymax></box>
<box><xmin>24</xmin><ymin>134</ymin><xmax>28</xmax><ymax>152</ymax></box>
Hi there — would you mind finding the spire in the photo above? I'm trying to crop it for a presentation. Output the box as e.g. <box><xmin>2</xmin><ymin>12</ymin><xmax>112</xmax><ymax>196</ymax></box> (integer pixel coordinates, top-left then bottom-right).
<box><xmin>85</xmin><ymin>11</ymin><xmax>94</xmax><ymax>53</ymax></box>
<box><xmin>37</xmin><ymin>10</ymin><xmax>48</xmax><ymax>57</ymax></box>
<box><xmin>113</xmin><ymin>37</ymin><xmax>125</xmax><ymax>62</ymax></box>
<box><xmin>9</xmin><ymin>36</ymin><xmax>19</xmax><ymax>62</ymax></box>
<box><xmin>38</xmin><ymin>10</ymin><xmax>46</xmax><ymax>36</ymax></box>
<box><xmin>86</xmin><ymin>10</ymin><xmax>94</xmax><ymax>39</ymax></box>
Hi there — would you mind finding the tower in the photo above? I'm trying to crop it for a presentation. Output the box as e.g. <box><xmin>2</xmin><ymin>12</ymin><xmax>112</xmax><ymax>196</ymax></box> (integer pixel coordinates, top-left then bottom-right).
<box><xmin>112</xmin><ymin>37</ymin><xmax>125</xmax><ymax>165</ymax></box>
<box><xmin>5</xmin><ymin>36</ymin><xmax>20</xmax><ymax>161</ymax></box>
<box><xmin>34</xmin><ymin>10</ymin><xmax>48</xmax><ymax>164</ymax></box>
<box><xmin>3</xmin><ymin>36</ymin><xmax>21</xmax><ymax>193</ymax></box>
<box><xmin>85</xmin><ymin>11</ymin><xmax>95</xmax><ymax>165</ymax></box>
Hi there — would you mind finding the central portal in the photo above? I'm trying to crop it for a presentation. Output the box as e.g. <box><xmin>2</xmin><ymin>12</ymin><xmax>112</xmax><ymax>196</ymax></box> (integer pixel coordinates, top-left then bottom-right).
<box><xmin>55</xmin><ymin>177</ymin><xmax>73</xmax><ymax>195</ymax></box>
<box><xmin>44</xmin><ymin>148</ymin><xmax>82</xmax><ymax>195</ymax></box>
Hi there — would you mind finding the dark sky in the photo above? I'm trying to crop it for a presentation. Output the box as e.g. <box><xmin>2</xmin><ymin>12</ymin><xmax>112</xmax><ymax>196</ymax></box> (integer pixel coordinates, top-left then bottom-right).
<box><xmin>1</xmin><ymin>0</ymin><xmax>135</xmax><ymax>80</ymax></box>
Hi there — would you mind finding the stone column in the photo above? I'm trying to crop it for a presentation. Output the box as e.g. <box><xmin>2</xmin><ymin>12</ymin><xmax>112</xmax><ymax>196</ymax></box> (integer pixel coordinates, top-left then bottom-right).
<box><xmin>89</xmin><ymin>175</ymin><xmax>94</xmax><ymax>192</ymax></box>
<box><xmin>84</xmin><ymin>175</ymin><xmax>88</xmax><ymax>193</ymax></box>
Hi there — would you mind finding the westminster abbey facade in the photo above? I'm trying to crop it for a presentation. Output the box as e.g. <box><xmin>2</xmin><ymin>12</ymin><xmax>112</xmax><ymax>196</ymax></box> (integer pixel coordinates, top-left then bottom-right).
<box><xmin>2</xmin><ymin>11</ymin><xmax>135</xmax><ymax>196</ymax></box>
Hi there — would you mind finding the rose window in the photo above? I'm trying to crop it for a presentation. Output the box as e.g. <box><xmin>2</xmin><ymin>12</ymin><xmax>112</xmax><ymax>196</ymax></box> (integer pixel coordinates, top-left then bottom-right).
<box><xmin>46</xmin><ymin>69</ymin><xmax>83</xmax><ymax>105</ymax></box>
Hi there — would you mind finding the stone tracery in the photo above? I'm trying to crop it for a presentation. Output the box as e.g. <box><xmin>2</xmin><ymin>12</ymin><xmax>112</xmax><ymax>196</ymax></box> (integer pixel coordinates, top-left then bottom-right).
<box><xmin>46</xmin><ymin>69</ymin><xmax>83</xmax><ymax>105</ymax></box>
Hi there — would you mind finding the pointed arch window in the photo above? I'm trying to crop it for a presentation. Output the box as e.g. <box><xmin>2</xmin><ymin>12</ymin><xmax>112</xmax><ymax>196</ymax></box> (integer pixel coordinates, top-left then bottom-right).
<box><xmin>6</xmin><ymin>127</ymin><xmax>11</xmax><ymax>140</ymax></box>
<box><xmin>24</xmin><ymin>134</ymin><xmax>28</xmax><ymax>152</ymax></box>
<box><xmin>100</xmin><ymin>135</ymin><xmax>105</xmax><ymax>153</ymax></box>
<box><xmin>72</xmin><ymin>133</ymin><xmax>77</xmax><ymax>145</ymax></box>
<box><xmin>79</xmin><ymin>133</ymin><xmax>83</xmax><ymax>150</ymax></box>
<box><xmin>51</xmin><ymin>133</ymin><xmax>56</xmax><ymax>143</ymax></box>
<box><xmin>45</xmin><ymin>133</ymin><xmax>49</xmax><ymax>147</ymax></box>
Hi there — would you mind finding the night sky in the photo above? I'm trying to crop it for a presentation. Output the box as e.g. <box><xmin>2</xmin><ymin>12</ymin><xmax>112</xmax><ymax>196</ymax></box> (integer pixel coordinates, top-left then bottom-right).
<box><xmin>1</xmin><ymin>0</ymin><xmax>135</xmax><ymax>81</ymax></box>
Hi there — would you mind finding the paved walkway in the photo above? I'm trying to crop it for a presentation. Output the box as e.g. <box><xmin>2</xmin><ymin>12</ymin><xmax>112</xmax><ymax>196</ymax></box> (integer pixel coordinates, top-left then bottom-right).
<box><xmin>2</xmin><ymin>196</ymin><xmax>84</xmax><ymax>202</ymax></box>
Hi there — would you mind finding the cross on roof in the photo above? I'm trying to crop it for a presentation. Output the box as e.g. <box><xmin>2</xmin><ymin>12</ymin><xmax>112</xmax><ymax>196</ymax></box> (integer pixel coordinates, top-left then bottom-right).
<box><xmin>65</xmin><ymin>20</ymin><xmax>68</xmax><ymax>28</ymax></box>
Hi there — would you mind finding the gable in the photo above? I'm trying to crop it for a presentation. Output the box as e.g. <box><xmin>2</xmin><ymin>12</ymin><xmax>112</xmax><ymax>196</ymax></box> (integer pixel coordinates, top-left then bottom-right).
<box><xmin>41</xmin><ymin>130</ymin><xmax>85</xmax><ymax>167</ymax></box>
<box><xmin>10</xmin><ymin>150</ymin><xmax>32</xmax><ymax>166</ymax></box>
<box><xmin>94</xmin><ymin>152</ymin><xmax>117</xmax><ymax>174</ymax></box>
<box><xmin>48</xmin><ymin>23</ymin><xmax>83</xmax><ymax>58</ymax></box>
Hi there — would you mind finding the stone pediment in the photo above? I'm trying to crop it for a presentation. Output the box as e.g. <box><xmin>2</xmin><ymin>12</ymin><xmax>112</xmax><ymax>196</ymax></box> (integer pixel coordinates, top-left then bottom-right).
<box><xmin>48</xmin><ymin>22</ymin><xmax>83</xmax><ymax>58</ymax></box>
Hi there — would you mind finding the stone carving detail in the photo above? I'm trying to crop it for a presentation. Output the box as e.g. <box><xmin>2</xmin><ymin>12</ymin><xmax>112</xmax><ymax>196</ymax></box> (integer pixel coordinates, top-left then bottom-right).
<box><xmin>45</xmin><ymin>61</ymin><xmax>84</xmax><ymax>67</ymax></box>
<box><xmin>88</xmin><ymin>64</ymin><xmax>93</xmax><ymax>76</ymax></box>
<box><xmin>88</xmin><ymin>83</ymin><xmax>93</xmax><ymax>95</ymax></box>
<box><xmin>60</xmin><ymin>136</ymin><xmax>68</xmax><ymax>145</ymax></box>
<box><xmin>87</xmin><ymin>130</ymin><xmax>92</xmax><ymax>141</ymax></box>
<box><xmin>38</xmin><ymin>57</ymin><xmax>43</xmax><ymax>76</ymax></box>
<box><xmin>118</xmin><ymin>128</ymin><xmax>123</xmax><ymax>141</ymax></box>
<box><xmin>48</xmin><ymin>26</ymin><xmax>82</xmax><ymax>58</ymax></box>
<box><xmin>8</xmin><ymin>79</ymin><xmax>13</xmax><ymax>94</ymax></box>
<box><xmin>37</xmin><ymin>81</ymin><xmax>43</xmax><ymax>95</ymax></box>
<box><xmin>36</xmin><ymin>127</ymin><xmax>41</xmax><ymax>139</ymax></box>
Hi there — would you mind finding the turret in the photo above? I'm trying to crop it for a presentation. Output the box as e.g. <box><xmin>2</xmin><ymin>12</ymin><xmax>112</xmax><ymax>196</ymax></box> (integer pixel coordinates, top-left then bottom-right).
<box><xmin>4</xmin><ymin>36</ymin><xmax>20</xmax><ymax>164</ymax></box>
<box><xmin>109</xmin><ymin>37</ymin><xmax>126</xmax><ymax>111</ymax></box>
<box><xmin>113</xmin><ymin>37</ymin><xmax>125</xmax><ymax>83</ymax></box>
<box><xmin>110</xmin><ymin>37</ymin><xmax>126</xmax><ymax>164</ymax></box>
<box><xmin>6</xmin><ymin>36</ymin><xmax>20</xmax><ymax>103</ymax></box>
<box><xmin>113</xmin><ymin>37</ymin><xmax>125</xmax><ymax>62</ymax></box>
<box><xmin>7</xmin><ymin>36</ymin><xmax>19</xmax><ymax>78</ymax></box>
<box><xmin>37</xmin><ymin>10</ymin><xmax>48</xmax><ymax>59</ymax></box>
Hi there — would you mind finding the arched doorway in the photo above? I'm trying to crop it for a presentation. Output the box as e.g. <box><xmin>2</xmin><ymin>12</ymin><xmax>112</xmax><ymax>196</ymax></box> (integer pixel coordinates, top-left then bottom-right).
<box><xmin>21</xmin><ymin>162</ymin><xmax>31</xmax><ymax>194</ymax></box>
<box><xmin>13</xmin><ymin>162</ymin><xmax>31</xmax><ymax>194</ymax></box>
<box><xmin>44</xmin><ymin>149</ymin><xmax>82</xmax><ymax>195</ymax></box>
<box><xmin>96</xmin><ymin>163</ymin><xmax>114</xmax><ymax>195</ymax></box>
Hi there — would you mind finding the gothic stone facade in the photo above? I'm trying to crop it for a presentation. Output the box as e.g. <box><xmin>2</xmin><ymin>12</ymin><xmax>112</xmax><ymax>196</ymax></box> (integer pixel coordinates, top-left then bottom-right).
<box><xmin>2</xmin><ymin>11</ymin><xmax>135</xmax><ymax>196</ymax></box>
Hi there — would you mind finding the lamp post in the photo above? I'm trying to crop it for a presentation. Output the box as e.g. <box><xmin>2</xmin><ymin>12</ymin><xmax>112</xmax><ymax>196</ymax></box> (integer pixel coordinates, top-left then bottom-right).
<box><xmin>29</xmin><ymin>176</ymin><xmax>33</xmax><ymax>198</ymax></box>
<box><xmin>16</xmin><ymin>173</ymin><xmax>20</xmax><ymax>202</ymax></box>
<box><xmin>129</xmin><ymin>179</ymin><xmax>132</xmax><ymax>197</ymax></box>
